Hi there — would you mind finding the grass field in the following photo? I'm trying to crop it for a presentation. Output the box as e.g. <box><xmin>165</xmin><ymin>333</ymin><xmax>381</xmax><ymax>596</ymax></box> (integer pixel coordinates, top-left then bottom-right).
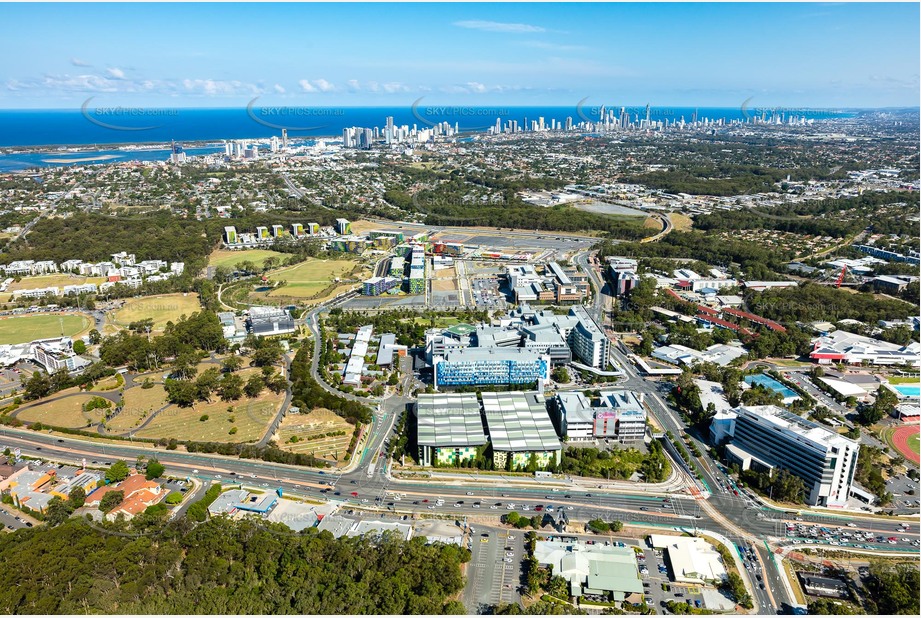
<box><xmin>133</xmin><ymin>388</ymin><xmax>284</xmax><ymax>442</ymax></box>
<box><xmin>208</xmin><ymin>249</ymin><xmax>287</xmax><ymax>270</ymax></box>
<box><xmin>108</xmin><ymin>383</ymin><xmax>168</xmax><ymax>432</ymax></box>
<box><xmin>0</xmin><ymin>313</ymin><xmax>92</xmax><ymax>345</ymax></box>
<box><xmin>888</xmin><ymin>376</ymin><xmax>920</xmax><ymax>385</ymax></box>
<box><xmin>5</xmin><ymin>274</ymin><xmax>105</xmax><ymax>293</ymax></box>
<box><xmin>276</xmin><ymin>408</ymin><xmax>355</xmax><ymax>459</ymax></box>
<box><xmin>669</xmin><ymin>213</ymin><xmax>694</xmax><ymax>232</ymax></box>
<box><xmin>265</xmin><ymin>258</ymin><xmax>358</xmax><ymax>299</ymax></box>
<box><xmin>909</xmin><ymin>432</ymin><xmax>920</xmax><ymax>455</ymax></box>
<box><xmin>16</xmin><ymin>393</ymin><xmax>108</xmax><ymax>428</ymax></box>
<box><xmin>109</xmin><ymin>293</ymin><xmax>201</xmax><ymax>331</ymax></box>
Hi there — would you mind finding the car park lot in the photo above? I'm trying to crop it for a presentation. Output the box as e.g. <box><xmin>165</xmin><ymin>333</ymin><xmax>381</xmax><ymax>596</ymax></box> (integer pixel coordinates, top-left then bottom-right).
<box><xmin>464</xmin><ymin>526</ymin><xmax>522</xmax><ymax>612</ymax></box>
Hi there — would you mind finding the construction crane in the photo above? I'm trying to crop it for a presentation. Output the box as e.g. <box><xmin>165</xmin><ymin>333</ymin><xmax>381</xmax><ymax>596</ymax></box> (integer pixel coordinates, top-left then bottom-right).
<box><xmin>834</xmin><ymin>265</ymin><xmax>848</xmax><ymax>288</ymax></box>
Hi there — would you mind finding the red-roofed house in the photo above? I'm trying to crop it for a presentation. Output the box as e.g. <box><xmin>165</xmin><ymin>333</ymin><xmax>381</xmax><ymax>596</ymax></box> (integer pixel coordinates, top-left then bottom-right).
<box><xmin>86</xmin><ymin>474</ymin><xmax>165</xmax><ymax>519</ymax></box>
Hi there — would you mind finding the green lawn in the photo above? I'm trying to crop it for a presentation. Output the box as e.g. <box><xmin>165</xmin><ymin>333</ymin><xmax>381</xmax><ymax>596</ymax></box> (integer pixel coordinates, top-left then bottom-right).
<box><xmin>208</xmin><ymin>249</ymin><xmax>287</xmax><ymax>270</ymax></box>
<box><xmin>0</xmin><ymin>313</ymin><xmax>91</xmax><ymax>345</ymax></box>
<box><xmin>909</xmin><ymin>432</ymin><xmax>920</xmax><ymax>456</ymax></box>
<box><xmin>266</xmin><ymin>259</ymin><xmax>357</xmax><ymax>299</ymax></box>
<box><xmin>109</xmin><ymin>293</ymin><xmax>201</xmax><ymax>331</ymax></box>
<box><xmin>888</xmin><ymin>376</ymin><xmax>920</xmax><ymax>385</ymax></box>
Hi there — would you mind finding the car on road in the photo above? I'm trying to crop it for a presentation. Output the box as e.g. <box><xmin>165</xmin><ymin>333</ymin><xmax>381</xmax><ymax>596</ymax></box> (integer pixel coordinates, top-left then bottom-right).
<box><xmin>473</xmin><ymin>502</ymin><xmax>480</xmax><ymax>508</ymax></box>
<box><xmin>465</xmin><ymin>491</ymin><xmax>473</xmax><ymax>496</ymax></box>
<box><xmin>504</xmin><ymin>558</ymin><xmax>513</xmax><ymax>563</ymax></box>
<box><xmin>490</xmin><ymin>504</ymin><xmax>498</xmax><ymax>509</ymax></box>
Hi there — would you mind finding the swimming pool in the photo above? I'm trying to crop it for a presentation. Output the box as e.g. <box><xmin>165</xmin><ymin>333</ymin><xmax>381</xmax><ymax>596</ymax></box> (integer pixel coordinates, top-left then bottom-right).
<box><xmin>744</xmin><ymin>374</ymin><xmax>799</xmax><ymax>400</ymax></box>
<box><xmin>892</xmin><ymin>384</ymin><xmax>920</xmax><ymax>399</ymax></box>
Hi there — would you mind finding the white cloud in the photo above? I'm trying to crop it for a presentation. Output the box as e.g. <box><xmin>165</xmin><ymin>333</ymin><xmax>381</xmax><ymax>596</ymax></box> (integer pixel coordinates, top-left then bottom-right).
<box><xmin>299</xmin><ymin>78</ymin><xmax>336</xmax><ymax>93</ymax></box>
<box><xmin>181</xmin><ymin>79</ymin><xmax>261</xmax><ymax>96</ymax></box>
<box><xmin>71</xmin><ymin>58</ymin><xmax>91</xmax><ymax>67</ymax></box>
<box><xmin>106</xmin><ymin>67</ymin><xmax>126</xmax><ymax>79</ymax></box>
<box><xmin>453</xmin><ymin>20</ymin><xmax>546</xmax><ymax>34</ymax></box>
<box><xmin>273</xmin><ymin>83</ymin><xmax>286</xmax><ymax>94</ymax></box>
<box><xmin>313</xmin><ymin>78</ymin><xmax>335</xmax><ymax>92</ymax></box>
<box><xmin>347</xmin><ymin>79</ymin><xmax>361</xmax><ymax>90</ymax></box>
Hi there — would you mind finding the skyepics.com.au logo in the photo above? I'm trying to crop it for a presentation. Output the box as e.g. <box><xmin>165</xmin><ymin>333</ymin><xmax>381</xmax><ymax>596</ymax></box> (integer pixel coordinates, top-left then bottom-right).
<box><xmin>246</xmin><ymin>97</ymin><xmax>343</xmax><ymax>132</ymax></box>
<box><xmin>410</xmin><ymin>97</ymin><xmax>510</xmax><ymax>131</ymax></box>
<box><xmin>740</xmin><ymin>97</ymin><xmax>843</xmax><ymax>122</ymax></box>
<box><xmin>81</xmin><ymin>97</ymin><xmax>178</xmax><ymax>131</ymax></box>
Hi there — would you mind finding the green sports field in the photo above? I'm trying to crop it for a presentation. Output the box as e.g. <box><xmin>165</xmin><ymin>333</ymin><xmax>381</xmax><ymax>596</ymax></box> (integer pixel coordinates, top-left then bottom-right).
<box><xmin>208</xmin><ymin>249</ymin><xmax>287</xmax><ymax>270</ymax></box>
<box><xmin>0</xmin><ymin>313</ymin><xmax>92</xmax><ymax>345</ymax></box>
<box><xmin>265</xmin><ymin>258</ymin><xmax>358</xmax><ymax>299</ymax></box>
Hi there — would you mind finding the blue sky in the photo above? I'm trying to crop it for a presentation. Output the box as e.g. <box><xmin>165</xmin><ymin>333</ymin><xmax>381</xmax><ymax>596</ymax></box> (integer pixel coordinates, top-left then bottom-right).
<box><xmin>0</xmin><ymin>2</ymin><xmax>918</xmax><ymax>109</ymax></box>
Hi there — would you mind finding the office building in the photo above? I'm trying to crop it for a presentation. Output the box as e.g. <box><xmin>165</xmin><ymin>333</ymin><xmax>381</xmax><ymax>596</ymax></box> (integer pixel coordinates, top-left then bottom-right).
<box><xmin>553</xmin><ymin>390</ymin><xmax>646</xmax><ymax>443</ymax></box>
<box><xmin>433</xmin><ymin>347</ymin><xmax>550</xmax><ymax>389</ymax></box>
<box><xmin>553</xmin><ymin>391</ymin><xmax>596</xmax><ymax>441</ymax></box>
<box><xmin>415</xmin><ymin>393</ymin><xmax>488</xmax><ymax>466</ymax></box>
<box><xmin>569</xmin><ymin>305</ymin><xmax>610</xmax><ymax>369</ymax></box>
<box><xmin>291</xmin><ymin>223</ymin><xmax>304</xmax><ymax>237</ymax></box>
<box><xmin>482</xmin><ymin>391</ymin><xmax>561</xmax><ymax>469</ymax></box>
<box><xmin>224</xmin><ymin>226</ymin><xmax>238</xmax><ymax>245</ymax></box>
<box><xmin>595</xmin><ymin>390</ymin><xmax>647</xmax><ymax>443</ymax></box>
<box><xmin>32</xmin><ymin>337</ymin><xmax>91</xmax><ymax>373</ymax></box>
<box><xmin>343</xmin><ymin>325</ymin><xmax>373</xmax><ymax>386</ymax></box>
<box><xmin>246</xmin><ymin>306</ymin><xmax>296</xmax><ymax>336</ymax></box>
<box><xmin>720</xmin><ymin>405</ymin><xmax>859</xmax><ymax>507</ymax></box>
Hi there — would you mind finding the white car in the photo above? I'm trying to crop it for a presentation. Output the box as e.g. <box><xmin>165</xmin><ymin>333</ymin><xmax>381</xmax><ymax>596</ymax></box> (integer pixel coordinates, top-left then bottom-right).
<box><xmin>506</xmin><ymin>552</ymin><xmax>514</xmax><ymax>557</ymax></box>
<box><xmin>490</xmin><ymin>505</ymin><xmax>498</xmax><ymax>510</ymax></box>
<box><xmin>506</xmin><ymin>503</ymin><xmax>515</xmax><ymax>509</ymax></box>
<box><xmin>522</xmin><ymin>506</ymin><xmax>530</xmax><ymax>511</ymax></box>
<box><xmin>847</xmin><ymin>522</ymin><xmax>857</xmax><ymax>527</ymax></box>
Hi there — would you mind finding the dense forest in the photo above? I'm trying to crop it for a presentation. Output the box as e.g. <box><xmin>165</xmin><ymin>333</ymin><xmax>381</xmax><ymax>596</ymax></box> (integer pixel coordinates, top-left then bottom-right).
<box><xmin>0</xmin><ymin>212</ymin><xmax>215</xmax><ymax>273</ymax></box>
<box><xmin>745</xmin><ymin>283</ymin><xmax>916</xmax><ymax>325</ymax></box>
<box><xmin>622</xmin><ymin>164</ymin><xmax>847</xmax><ymax>196</ymax></box>
<box><xmin>694</xmin><ymin>192</ymin><xmax>919</xmax><ymax>238</ymax></box>
<box><xmin>598</xmin><ymin>231</ymin><xmax>791</xmax><ymax>280</ymax></box>
<box><xmin>0</xmin><ymin>518</ymin><xmax>470</xmax><ymax>614</ymax></box>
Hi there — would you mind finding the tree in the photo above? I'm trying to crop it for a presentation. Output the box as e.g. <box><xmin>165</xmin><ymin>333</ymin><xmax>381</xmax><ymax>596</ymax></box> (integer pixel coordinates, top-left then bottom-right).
<box><xmin>244</xmin><ymin>374</ymin><xmax>265</xmax><ymax>398</ymax></box>
<box><xmin>609</xmin><ymin>520</ymin><xmax>624</xmax><ymax>532</ymax></box>
<box><xmin>194</xmin><ymin>367</ymin><xmax>221</xmax><ymax>401</ymax></box>
<box><xmin>170</xmin><ymin>351</ymin><xmax>199</xmax><ymax>380</ymax></box>
<box><xmin>68</xmin><ymin>487</ymin><xmax>86</xmax><ymax>509</ymax></box>
<box><xmin>88</xmin><ymin>329</ymin><xmax>102</xmax><ymax>344</ymax></box>
<box><xmin>104</xmin><ymin>460</ymin><xmax>130</xmax><ymax>483</ymax></box>
<box><xmin>218</xmin><ymin>373</ymin><xmax>244</xmax><ymax>401</ymax></box>
<box><xmin>72</xmin><ymin>340</ymin><xmax>87</xmax><ymax>355</ymax></box>
<box><xmin>165</xmin><ymin>492</ymin><xmax>183</xmax><ymax>505</ymax></box>
<box><xmin>587</xmin><ymin>519</ymin><xmax>610</xmax><ymax>533</ymax></box>
<box><xmin>551</xmin><ymin>366</ymin><xmax>570</xmax><ymax>383</ymax></box>
<box><xmin>221</xmin><ymin>355</ymin><xmax>243</xmax><ymax>373</ymax></box>
<box><xmin>98</xmin><ymin>490</ymin><xmax>124</xmax><ymax>513</ymax></box>
<box><xmin>164</xmin><ymin>378</ymin><xmax>197</xmax><ymax>407</ymax></box>
<box><xmin>44</xmin><ymin>497</ymin><xmax>74</xmax><ymax>526</ymax></box>
<box><xmin>145</xmin><ymin>459</ymin><xmax>165</xmax><ymax>480</ymax></box>
<box><xmin>24</xmin><ymin>371</ymin><xmax>52</xmax><ymax>401</ymax></box>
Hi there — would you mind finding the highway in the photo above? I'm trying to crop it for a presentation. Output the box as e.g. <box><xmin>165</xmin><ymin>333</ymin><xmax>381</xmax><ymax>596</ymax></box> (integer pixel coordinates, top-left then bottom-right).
<box><xmin>2</xmin><ymin>246</ymin><xmax>918</xmax><ymax>614</ymax></box>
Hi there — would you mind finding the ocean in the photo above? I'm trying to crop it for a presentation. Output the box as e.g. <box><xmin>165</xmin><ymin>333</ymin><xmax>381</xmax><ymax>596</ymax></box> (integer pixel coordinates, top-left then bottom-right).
<box><xmin>0</xmin><ymin>106</ymin><xmax>857</xmax><ymax>172</ymax></box>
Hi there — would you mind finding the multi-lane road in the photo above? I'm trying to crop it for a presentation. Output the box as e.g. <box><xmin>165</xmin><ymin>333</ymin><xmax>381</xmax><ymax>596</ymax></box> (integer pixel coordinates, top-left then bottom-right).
<box><xmin>2</xmin><ymin>246</ymin><xmax>918</xmax><ymax>614</ymax></box>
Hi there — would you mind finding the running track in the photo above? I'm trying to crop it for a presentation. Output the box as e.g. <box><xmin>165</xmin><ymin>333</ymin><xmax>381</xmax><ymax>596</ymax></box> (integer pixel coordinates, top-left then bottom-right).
<box><xmin>891</xmin><ymin>425</ymin><xmax>920</xmax><ymax>465</ymax></box>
